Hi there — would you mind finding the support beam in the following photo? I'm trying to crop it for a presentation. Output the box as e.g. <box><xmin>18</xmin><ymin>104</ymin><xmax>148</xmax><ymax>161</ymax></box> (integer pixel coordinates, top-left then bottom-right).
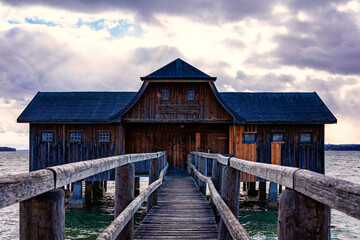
<box><xmin>134</xmin><ymin>177</ymin><xmax>140</xmax><ymax>197</ymax></box>
<box><xmin>218</xmin><ymin>165</ymin><xmax>241</xmax><ymax>240</ymax></box>
<box><xmin>147</xmin><ymin>157</ymin><xmax>160</xmax><ymax>212</ymax></box>
<box><xmin>247</xmin><ymin>182</ymin><xmax>257</xmax><ymax>196</ymax></box>
<box><xmin>211</xmin><ymin>159</ymin><xmax>222</xmax><ymax>223</ymax></box>
<box><xmin>258</xmin><ymin>181</ymin><xmax>266</xmax><ymax>201</ymax></box>
<box><xmin>278</xmin><ymin>189</ymin><xmax>330</xmax><ymax>240</ymax></box>
<box><xmin>115</xmin><ymin>163</ymin><xmax>135</xmax><ymax>240</ymax></box>
<box><xmin>268</xmin><ymin>182</ymin><xmax>278</xmax><ymax>208</ymax></box>
<box><xmin>198</xmin><ymin>156</ymin><xmax>207</xmax><ymax>195</ymax></box>
<box><xmin>20</xmin><ymin>188</ymin><xmax>65</xmax><ymax>240</ymax></box>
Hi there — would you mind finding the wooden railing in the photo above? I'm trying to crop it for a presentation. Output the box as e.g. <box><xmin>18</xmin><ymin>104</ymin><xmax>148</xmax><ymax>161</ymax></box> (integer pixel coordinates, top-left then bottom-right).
<box><xmin>189</xmin><ymin>151</ymin><xmax>360</xmax><ymax>240</ymax></box>
<box><xmin>0</xmin><ymin>151</ymin><xmax>167</xmax><ymax>240</ymax></box>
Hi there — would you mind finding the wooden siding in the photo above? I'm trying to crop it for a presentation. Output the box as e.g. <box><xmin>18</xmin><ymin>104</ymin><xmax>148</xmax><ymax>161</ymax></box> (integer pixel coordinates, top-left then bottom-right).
<box><xmin>29</xmin><ymin>123</ymin><xmax>120</xmax><ymax>180</ymax></box>
<box><xmin>229</xmin><ymin>125</ymin><xmax>257</xmax><ymax>182</ymax></box>
<box><xmin>256</xmin><ymin>124</ymin><xmax>325</xmax><ymax>173</ymax></box>
<box><xmin>229</xmin><ymin>124</ymin><xmax>325</xmax><ymax>182</ymax></box>
<box><xmin>125</xmin><ymin>123</ymin><xmax>229</xmax><ymax>169</ymax></box>
<box><xmin>122</xmin><ymin>82</ymin><xmax>233</xmax><ymax>122</ymax></box>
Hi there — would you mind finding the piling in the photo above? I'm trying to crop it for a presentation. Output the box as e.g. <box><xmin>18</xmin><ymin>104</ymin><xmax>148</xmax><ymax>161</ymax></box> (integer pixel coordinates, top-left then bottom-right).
<box><xmin>278</xmin><ymin>189</ymin><xmax>330</xmax><ymax>240</ymax></box>
<box><xmin>218</xmin><ymin>165</ymin><xmax>241</xmax><ymax>240</ymax></box>
<box><xmin>20</xmin><ymin>188</ymin><xmax>65</xmax><ymax>240</ymax></box>
<box><xmin>115</xmin><ymin>163</ymin><xmax>135</xmax><ymax>240</ymax></box>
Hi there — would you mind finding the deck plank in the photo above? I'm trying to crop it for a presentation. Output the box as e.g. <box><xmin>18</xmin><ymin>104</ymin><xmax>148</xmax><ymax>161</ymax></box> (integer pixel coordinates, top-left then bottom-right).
<box><xmin>134</xmin><ymin>172</ymin><xmax>218</xmax><ymax>240</ymax></box>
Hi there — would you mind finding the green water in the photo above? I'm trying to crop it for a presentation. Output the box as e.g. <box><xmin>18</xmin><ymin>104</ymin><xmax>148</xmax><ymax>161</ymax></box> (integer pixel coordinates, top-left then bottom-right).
<box><xmin>239</xmin><ymin>207</ymin><xmax>278</xmax><ymax>239</ymax></box>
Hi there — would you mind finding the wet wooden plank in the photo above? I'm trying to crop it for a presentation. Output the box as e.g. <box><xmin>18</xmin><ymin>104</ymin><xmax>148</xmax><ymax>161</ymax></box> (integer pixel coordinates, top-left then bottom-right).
<box><xmin>134</xmin><ymin>172</ymin><xmax>218</xmax><ymax>240</ymax></box>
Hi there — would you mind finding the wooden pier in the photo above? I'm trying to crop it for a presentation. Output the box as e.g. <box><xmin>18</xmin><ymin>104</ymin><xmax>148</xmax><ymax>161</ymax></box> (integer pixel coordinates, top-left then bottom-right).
<box><xmin>134</xmin><ymin>172</ymin><xmax>218</xmax><ymax>239</ymax></box>
<box><xmin>1</xmin><ymin>150</ymin><xmax>360</xmax><ymax>240</ymax></box>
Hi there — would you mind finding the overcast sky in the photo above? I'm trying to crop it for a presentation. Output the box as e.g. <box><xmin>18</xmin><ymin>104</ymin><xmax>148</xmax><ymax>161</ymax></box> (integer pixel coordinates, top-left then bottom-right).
<box><xmin>0</xmin><ymin>0</ymin><xmax>360</xmax><ymax>149</ymax></box>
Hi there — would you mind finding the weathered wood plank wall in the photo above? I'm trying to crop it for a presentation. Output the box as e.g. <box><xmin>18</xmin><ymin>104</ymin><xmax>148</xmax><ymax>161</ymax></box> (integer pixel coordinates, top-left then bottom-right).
<box><xmin>30</xmin><ymin>123</ymin><xmax>119</xmax><ymax>180</ymax></box>
<box><xmin>123</xmin><ymin>82</ymin><xmax>233</xmax><ymax>122</ymax></box>
<box><xmin>125</xmin><ymin>123</ymin><xmax>229</xmax><ymax>169</ymax></box>
<box><xmin>228</xmin><ymin>124</ymin><xmax>325</xmax><ymax>181</ymax></box>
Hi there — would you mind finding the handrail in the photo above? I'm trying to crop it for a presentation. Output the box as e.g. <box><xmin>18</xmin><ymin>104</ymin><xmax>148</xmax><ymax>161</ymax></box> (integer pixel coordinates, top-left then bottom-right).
<box><xmin>0</xmin><ymin>151</ymin><xmax>166</xmax><ymax>209</ymax></box>
<box><xmin>97</xmin><ymin>162</ymin><xmax>169</xmax><ymax>240</ymax></box>
<box><xmin>190</xmin><ymin>151</ymin><xmax>360</xmax><ymax>220</ymax></box>
<box><xmin>188</xmin><ymin>162</ymin><xmax>250</xmax><ymax>240</ymax></box>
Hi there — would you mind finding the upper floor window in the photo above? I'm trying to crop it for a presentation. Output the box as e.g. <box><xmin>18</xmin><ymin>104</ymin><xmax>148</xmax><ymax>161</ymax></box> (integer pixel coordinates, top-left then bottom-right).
<box><xmin>70</xmin><ymin>132</ymin><xmax>82</xmax><ymax>142</ymax></box>
<box><xmin>300</xmin><ymin>133</ymin><xmax>312</xmax><ymax>143</ymax></box>
<box><xmin>272</xmin><ymin>133</ymin><xmax>284</xmax><ymax>142</ymax></box>
<box><xmin>42</xmin><ymin>132</ymin><xmax>53</xmax><ymax>142</ymax></box>
<box><xmin>98</xmin><ymin>132</ymin><xmax>110</xmax><ymax>142</ymax></box>
<box><xmin>162</xmin><ymin>90</ymin><xmax>169</xmax><ymax>100</ymax></box>
<box><xmin>187</xmin><ymin>90</ymin><xmax>195</xmax><ymax>100</ymax></box>
<box><xmin>243</xmin><ymin>133</ymin><xmax>256</xmax><ymax>143</ymax></box>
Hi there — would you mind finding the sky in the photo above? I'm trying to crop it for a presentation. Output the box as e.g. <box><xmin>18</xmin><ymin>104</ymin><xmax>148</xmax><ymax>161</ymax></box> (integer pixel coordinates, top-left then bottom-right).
<box><xmin>0</xmin><ymin>0</ymin><xmax>360</xmax><ymax>149</ymax></box>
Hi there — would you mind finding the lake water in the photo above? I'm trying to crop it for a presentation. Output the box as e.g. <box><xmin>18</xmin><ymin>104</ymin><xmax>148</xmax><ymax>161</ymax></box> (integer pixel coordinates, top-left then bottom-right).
<box><xmin>0</xmin><ymin>151</ymin><xmax>359</xmax><ymax>239</ymax></box>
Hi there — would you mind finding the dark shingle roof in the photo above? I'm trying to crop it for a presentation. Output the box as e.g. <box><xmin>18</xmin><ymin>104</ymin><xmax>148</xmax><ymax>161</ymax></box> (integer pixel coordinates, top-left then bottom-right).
<box><xmin>17</xmin><ymin>92</ymin><xmax>137</xmax><ymax>122</ymax></box>
<box><xmin>140</xmin><ymin>58</ymin><xmax>216</xmax><ymax>81</ymax></box>
<box><xmin>219</xmin><ymin>92</ymin><xmax>336</xmax><ymax>123</ymax></box>
<box><xmin>18</xmin><ymin>91</ymin><xmax>336</xmax><ymax>124</ymax></box>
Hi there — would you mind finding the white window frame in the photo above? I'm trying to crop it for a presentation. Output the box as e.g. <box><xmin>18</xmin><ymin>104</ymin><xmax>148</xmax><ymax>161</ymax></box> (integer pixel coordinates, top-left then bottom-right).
<box><xmin>187</xmin><ymin>90</ymin><xmax>195</xmax><ymax>100</ymax></box>
<box><xmin>243</xmin><ymin>133</ymin><xmax>256</xmax><ymax>143</ymax></box>
<box><xmin>272</xmin><ymin>133</ymin><xmax>284</xmax><ymax>142</ymax></box>
<box><xmin>42</xmin><ymin>132</ymin><xmax>53</xmax><ymax>142</ymax></box>
<box><xmin>70</xmin><ymin>132</ymin><xmax>82</xmax><ymax>142</ymax></box>
<box><xmin>162</xmin><ymin>90</ymin><xmax>169</xmax><ymax>100</ymax></box>
<box><xmin>300</xmin><ymin>133</ymin><xmax>312</xmax><ymax>143</ymax></box>
<box><xmin>98</xmin><ymin>132</ymin><xmax>110</xmax><ymax>143</ymax></box>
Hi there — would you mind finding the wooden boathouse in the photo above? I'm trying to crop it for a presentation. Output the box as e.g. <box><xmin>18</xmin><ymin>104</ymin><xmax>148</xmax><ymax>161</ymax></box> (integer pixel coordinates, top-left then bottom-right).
<box><xmin>17</xmin><ymin>58</ymin><xmax>336</xmax><ymax>177</ymax></box>
<box><xmin>4</xmin><ymin>60</ymin><xmax>360</xmax><ymax>239</ymax></box>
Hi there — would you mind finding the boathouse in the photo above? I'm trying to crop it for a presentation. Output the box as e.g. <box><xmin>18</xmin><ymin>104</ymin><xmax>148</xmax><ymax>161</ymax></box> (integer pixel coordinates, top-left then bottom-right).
<box><xmin>18</xmin><ymin>58</ymin><xmax>336</xmax><ymax>181</ymax></box>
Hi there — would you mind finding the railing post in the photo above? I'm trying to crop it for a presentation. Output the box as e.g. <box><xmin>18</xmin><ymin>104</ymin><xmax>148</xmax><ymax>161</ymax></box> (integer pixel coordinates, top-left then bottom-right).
<box><xmin>211</xmin><ymin>158</ymin><xmax>223</xmax><ymax>223</ymax></box>
<box><xmin>20</xmin><ymin>188</ymin><xmax>65</xmax><ymax>240</ymax></box>
<box><xmin>194</xmin><ymin>155</ymin><xmax>199</xmax><ymax>185</ymax></box>
<box><xmin>218</xmin><ymin>165</ymin><xmax>241</xmax><ymax>240</ymax></box>
<box><xmin>115</xmin><ymin>163</ymin><xmax>135</xmax><ymax>240</ymax></box>
<box><xmin>147</xmin><ymin>156</ymin><xmax>160</xmax><ymax>212</ymax></box>
<box><xmin>278</xmin><ymin>189</ymin><xmax>330</xmax><ymax>240</ymax></box>
<box><xmin>198</xmin><ymin>156</ymin><xmax>207</xmax><ymax>195</ymax></box>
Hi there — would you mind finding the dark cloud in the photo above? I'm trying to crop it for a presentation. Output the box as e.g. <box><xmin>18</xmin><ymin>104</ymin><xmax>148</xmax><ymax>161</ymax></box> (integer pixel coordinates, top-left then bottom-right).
<box><xmin>0</xmin><ymin>0</ymin><xmax>276</xmax><ymax>24</ymax></box>
<box><xmin>232</xmin><ymin>70</ymin><xmax>296</xmax><ymax>92</ymax></box>
<box><xmin>247</xmin><ymin>8</ymin><xmax>360</xmax><ymax>75</ymax></box>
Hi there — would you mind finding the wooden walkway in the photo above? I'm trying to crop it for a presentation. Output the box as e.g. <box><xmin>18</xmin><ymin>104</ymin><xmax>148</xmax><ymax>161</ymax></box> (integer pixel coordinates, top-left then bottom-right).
<box><xmin>134</xmin><ymin>171</ymin><xmax>218</xmax><ymax>239</ymax></box>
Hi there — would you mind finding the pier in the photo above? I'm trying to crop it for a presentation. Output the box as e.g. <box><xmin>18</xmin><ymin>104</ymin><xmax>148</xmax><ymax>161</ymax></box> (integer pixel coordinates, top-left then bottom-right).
<box><xmin>1</xmin><ymin>150</ymin><xmax>360</xmax><ymax>239</ymax></box>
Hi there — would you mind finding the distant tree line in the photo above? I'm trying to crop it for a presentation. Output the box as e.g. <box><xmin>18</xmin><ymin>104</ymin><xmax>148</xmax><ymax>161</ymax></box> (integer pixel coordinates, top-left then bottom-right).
<box><xmin>0</xmin><ymin>147</ymin><xmax>16</xmax><ymax>151</ymax></box>
<box><xmin>325</xmin><ymin>144</ymin><xmax>360</xmax><ymax>151</ymax></box>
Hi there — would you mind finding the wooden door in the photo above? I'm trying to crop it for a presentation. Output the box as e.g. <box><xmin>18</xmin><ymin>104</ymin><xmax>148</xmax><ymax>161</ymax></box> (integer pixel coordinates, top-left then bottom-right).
<box><xmin>206</xmin><ymin>132</ymin><xmax>228</xmax><ymax>154</ymax></box>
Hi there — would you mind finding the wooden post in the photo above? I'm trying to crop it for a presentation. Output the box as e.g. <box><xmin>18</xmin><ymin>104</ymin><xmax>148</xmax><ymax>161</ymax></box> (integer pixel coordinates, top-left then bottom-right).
<box><xmin>258</xmin><ymin>181</ymin><xmax>266</xmax><ymax>201</ymax></box>
<box><xmin>147</xmin><ymin>157</ymin><xmax>160</xmax><ymax>212</ymax></box>
<box><xmin>93</xmin><ymin>181</ymin><xmax>105</xmax><ymax>198</ymax></box>
<box><xmin>134</xmin><ymin>177</ymin><xmax>140</xmax><ymax>197</ymax></box>
<box><xmin>268</xmin><ymin>182</ymin><xmax>278</xmax><ymax>208</ymax></box>
<box><xmin>247</xmin><ymin>182</ymin><xmax>257</xmax><ymax>196</ymax></box>
<box><xmin>85</xmin><ymin>181</ymin><xmax>93</xmax><ymax>202</ymax></box>
<box><xmin>198</xmin><ymin>156</ymin><xmax>207</xmax><ymax>195</ymax></box>
<box><xmin>194</xmin><ymin>155</ymin><xmax>199</xmax><ymax>186</ymax></box>
<box><xmin>115</xmin><ymin>163</ymin><xmax>135</xmax><ymax>240</ymax></box>
<box><xmin>278</xmin><ymin>189</ymin><xmax>330</xmax><ymax>240</ymax></box>
<box><xmin>218</xmin><ymin>165</ymin><xmax>241</xmax><ymax>240</ymax></box>
<box><xmin>211</xmin><ymin>158</ymin><xmax>222</xmax><ymax>223</ymax></box>
<box><xmin>20</xmin><ymin>188</ymin><xmax>65</xmax><ymax>240</ymax></box>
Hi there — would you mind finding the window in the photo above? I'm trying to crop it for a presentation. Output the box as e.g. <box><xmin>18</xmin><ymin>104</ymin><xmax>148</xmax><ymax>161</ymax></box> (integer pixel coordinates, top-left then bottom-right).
<box><xmin>187</xmin><ymin>90</ymin><xmax>195</xmax><ymax>100</ymax></box>
<box><xmin>300</xmin><ymin>133</ymin><xmax>312</xmax><ymax>143</ymax></box>
<box><xmin>272</xmin><ymin>133</ymin><xmax>284</xmax><ymax>142</ymax></box>
<box><xmin>243</xmin><ymin>133</ymin><xmax>256</xmax><ymax>143</ymax></box>
<box><xmin>162</xmin><ymin>90</ymin><xmax>169</xmax><ymax>100</ymax></box>
<box><xmin>42</xmin><ymin>133</ymin><xmax>53</xmax><ymax>142</ymax></box>
<box><xmin>70</xmin><ymin>133</ymin><xmax>82</xmax><ymax>142</ymax></box>
<box><xmin>98</xmin><ymin>132</ymin><xmax>110</xmax><ymax>142</ymax></box>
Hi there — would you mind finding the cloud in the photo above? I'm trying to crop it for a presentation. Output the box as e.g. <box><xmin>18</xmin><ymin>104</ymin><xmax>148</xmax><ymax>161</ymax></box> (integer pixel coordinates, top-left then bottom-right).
<box><xmin>0</xmin><ymin>0</ymin><xmax>276</xmax><ymax>24</ymax></box>
<box><xmin>248</xmin><ymin>8</ymin><xmax>360</xmax><ymax>75</ymax></box>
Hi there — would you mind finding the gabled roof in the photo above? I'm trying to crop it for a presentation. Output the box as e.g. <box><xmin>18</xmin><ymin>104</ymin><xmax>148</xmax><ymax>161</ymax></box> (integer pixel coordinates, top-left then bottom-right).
<box><xmin>140</xmin><ymin>58</ymin><xmax>216</xmax><ymax>81</ymax></box>
<box><xmin>220</xmin><ymin>92</ymin><xmax>337</xmax><ymax>124</ymax></box>
<box><xmin>17</xmin><ymin>92</ymin><xmax>136</xmax><ymax>123</ymax></box>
